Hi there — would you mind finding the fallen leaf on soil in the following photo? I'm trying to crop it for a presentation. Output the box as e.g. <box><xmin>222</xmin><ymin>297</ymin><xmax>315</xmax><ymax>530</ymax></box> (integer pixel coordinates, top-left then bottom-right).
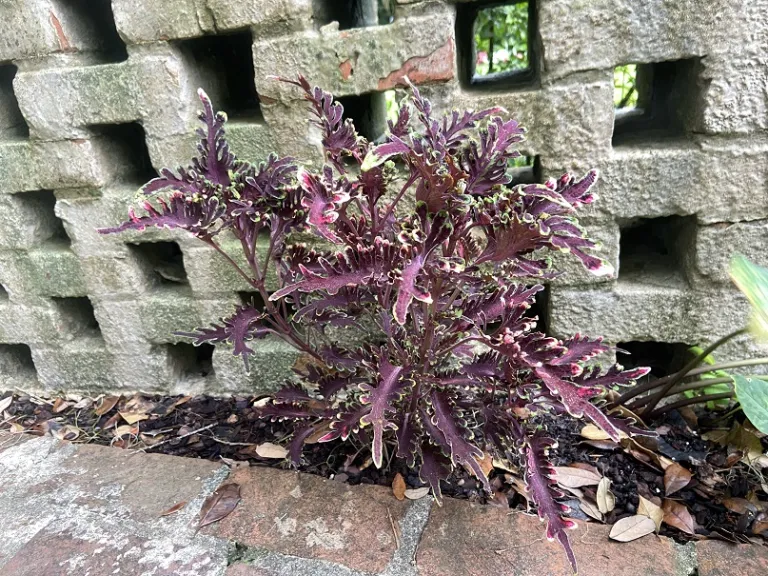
<box><xmin>579</xmin><ymin>499</ymin><xmax>603</xmax><ymax>522</ymax></box>
<box><xmin>753</xmin><ymin>519</ymin><xmax>768</xmax><ymax>535</ymax></box>
<box><xmin>664</xmin><ymin>463</ymin><xmax>693</xmax><ymax>496</ymax></box>
<box><xmin>726</xmin><ymin>421</ymin><xmax>764</xmax><ymax>465</ymax></box>
<box><xmin>621</xmin><ymin>437</ymin><xmax>674</xmax><ymax>471</ymax></box>
<box><xmin>553</xmin><ymin>466</ymin><xmax>601</xmax><ymax>488</ymax></box>
<box><xmin>198</xmin><ymin>483</ymin><xmax>241</xmax><ymax>530</ymax></box>
<box><xmin>662</xmin><ymin>499</ymin><xmax>696</xmax><ymax>535</ymax></box>
<box><xmin>581</xmin><ymin>439</ymin><xmax>620</xmax><ymax>451</ymax></box>
<box><xmin>475</xmin><ymin>452</ymin><xmax>494</xmax><ymax>477</ymax></box>
<box><xmin>609</xmin><ymin>515</ymin><xmax>656</xmax><ymax>542</ymax></box>
<box><xmin>160</xmin><ymin>501</ymin><xmax>187</xmax><ymax>516</ymax></box>
<box><xmin>638</xmin><ymin>495</ymin><xmax>664</xmax><ymax>532</ymax></box>
<box><xmin>94</xmin><ymin>396</ymin><xmax>120</xmax><ymax>416</ymax></box>
<box><xmin>404</xmin><ymin>487</ymin><xmax>430</xmax><ymax>500</ymax></box>
<box><xmin>220</xmin><ymin>457</ymin><xmax>250</xmax><ymax>470</ymax></box>
<box><xmin>597</xmin><ymin>477</ymin><xmax>616</xmax><ymax>514</ymax></box>
<box><xmin>72</xmin><ymin>397</ymin><xmax>92</xmax><ymax>410</ymax></box>
<box><xmin>580</xmin><ymin>424</ymin><xmax>611</xmax><ymax>441</ymax></box>
<box><xmin>113</xmin><ymin>424</ymin><xmax>138</xmax><ymax>437</ymax></box>
<box><xmin>722</xmin><ymin>497</ymin><xmax>758</xmax><ymax>515</ymax></box>
<box><xmin>53</xmin><ymin>424</ymin><xmax>81</xmax><ymax>441</ymax></box>
<box><xmin>392</xmin><ymin>473</ymin><xmax>406</xmax><ymax>501</ymax></box>
<box><xmin>0</xmin><ymin>396</ymin><xmax>13</xmax><ymax>413</ymax></box>
<box><xmin>52</xmin><ymin>398</ymin><xmax>71</xmax><ymax>414</ymax></box>
<box><xmin>254</xmin><ymin>442</ymin><xmax>288</xmax><ymax>459</ymax></box>
<box><xmin>119</xmin><ymin>411</ymin><xmax>149</xmax><ymax>425</ymax></box>
<box><xmin>569</xmin><ymin>462</ymin><xmax>601</xmax><ymax>474</ymax></box>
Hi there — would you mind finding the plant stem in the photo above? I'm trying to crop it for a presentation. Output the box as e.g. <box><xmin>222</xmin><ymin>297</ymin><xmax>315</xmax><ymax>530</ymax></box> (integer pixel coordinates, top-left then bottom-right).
<box><xmin>613</xmin><ymin>329</ymin><xmax>745</xmax><ymax>409</ymax></box>
<box><xmin>380</xmin><ymin>173</ymin><xmax>416</xmax><ymax>226</ymax></box>
<box><xmin>647</xmin><ymin>392</ymin><xmax>734</xmax><ymax>419</ymax></box>
<box><xmin>627</xmin><ymin>377</ymin><xmax>734</xmax><ymax>410</ymax></box>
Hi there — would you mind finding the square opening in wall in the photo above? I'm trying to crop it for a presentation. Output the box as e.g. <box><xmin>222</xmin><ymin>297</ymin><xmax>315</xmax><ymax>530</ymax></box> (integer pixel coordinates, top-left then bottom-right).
<box><xmin>239</xmin><ymin>291</ymin><xmax>267</xmax><ymax>311</ymax></box>
<box><xmin>13</xmin><ymin>190</ymin><xmax>71</xmax><ymax>247</ymax></box>
<box><xmin>90</xmin><ymin>123</ymin><xmax>157</xmax><ymax>184</ymax></box>
<box><xmin>313</xmin><ymin>0</ymin><xmax>392</xmax><ymax>29</ymax></box>
<box><xmin>619</xmin><ymin>216</ymin><xmax>695</xmax><ymax>285</ymax></box>
<box><xmin>0</xmin><ymin>343</ymin><xmax>38</xmax><ymax>384</ymax></box>
<box><xmin>618</xmin><ymin>341</ymin><xmax>693</xmax><ymax>379</ymax></box>
<box><xmin>167</xmin><ymin>342</ymin><xmax>215</xmax><ymax>381</ymax></box>
<box><xmin>128</xmin><ymin>241</ymin><xmax>189</xmax><ymax>288</ymax></box>
<box><xmin>0</xmin><ymin>64</ymin><xmax>29</xmax><ymax>140</ymax></box>
<box><xmin>52</xmin><ymin>297</ymin><xmax>102</xmax><ymax>340</ymax></box>
<box><xmin>613</xmin><ymin>58</ymin><xmax>701</xmax><ymax>146</ymax></box>
<box><xmin>338</xmin><ymin>92</ymin><xmax>388</xmax><ymax>143</ymax></box>
<box><xmin>508</xmin><ymin>154</ymin><xmax>539</xmax><ymax>186</ymax></box>
<box><xmin>176</xmin><ymin>30</ymin><xmax>263</xmax><ymax>122</ymax></box>
<box><xmin>457</xmin><ymin>0</ymin><xmax>535</xmax><ymax>88</ymax></box>
<box><xmin>60</xmin><ymin>0</ymin><xmax>128</xmax><ymax>63</ymax></box>
<box><xmin>524</xmin><ymin>284</ymin><xmax>549</xmax><ymax>334</ymax></box>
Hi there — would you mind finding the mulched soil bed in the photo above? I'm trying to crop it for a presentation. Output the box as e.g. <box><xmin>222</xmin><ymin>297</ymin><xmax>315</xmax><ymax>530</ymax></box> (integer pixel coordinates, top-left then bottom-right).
<box><xmin>1</xmin><ymin>390</ymin><xmax>767</xmax><ymax>546</ymax></box>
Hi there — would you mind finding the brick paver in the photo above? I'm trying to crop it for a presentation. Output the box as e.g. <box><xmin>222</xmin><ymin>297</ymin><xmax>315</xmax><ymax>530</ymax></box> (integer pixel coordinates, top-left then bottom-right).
<box><xmin>1</xmin><ymin>433</ymin><xmax>766</xmax><ymax>576</ymax></box>
<box><xmin>696</xmin><ymin>539</ymin><xmax>768</xmax><ymax>576</ymax></box>
<box><xmin>205</xmin><ymin>466</ymin><xmax>412</xmax><ymax>573</ymax></box>
<box><xmin>416</xmin><ymin>498</ymin><xmax>685</xmax><ymax>576</ymax></box>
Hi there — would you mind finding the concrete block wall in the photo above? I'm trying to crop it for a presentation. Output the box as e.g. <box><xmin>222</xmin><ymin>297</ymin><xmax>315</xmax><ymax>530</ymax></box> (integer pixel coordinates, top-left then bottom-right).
<box><xmin>0</xmin><ymin>0</ymin><xmax>766</xmax><ymax>394</ymax></box>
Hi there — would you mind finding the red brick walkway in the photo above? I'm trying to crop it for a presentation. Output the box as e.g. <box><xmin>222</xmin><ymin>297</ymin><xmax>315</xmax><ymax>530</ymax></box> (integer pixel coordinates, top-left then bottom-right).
<box><xmin>0</xmin><ymin>434</ymin><xmax>765</xmax><ymax>576</ymax></box>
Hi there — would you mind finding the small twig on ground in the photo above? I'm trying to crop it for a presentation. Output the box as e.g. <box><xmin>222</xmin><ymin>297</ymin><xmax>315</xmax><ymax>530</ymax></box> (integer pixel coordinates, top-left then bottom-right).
<box><xmin>387</xmin><ymin>506</ymin><xmax>400</xmax><ymax>550</ymax></box>
<box><xmin>136</xmin><ymin>422</ymin><xmax>216</xmax><ymax>453</ymax></box>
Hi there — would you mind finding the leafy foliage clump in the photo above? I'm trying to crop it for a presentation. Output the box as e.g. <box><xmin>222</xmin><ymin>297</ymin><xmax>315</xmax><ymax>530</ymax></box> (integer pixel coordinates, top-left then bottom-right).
<box><xmin>100</xmin><ymin>77</ymin><xmax>650</xmax><ymax>571</ymax></box>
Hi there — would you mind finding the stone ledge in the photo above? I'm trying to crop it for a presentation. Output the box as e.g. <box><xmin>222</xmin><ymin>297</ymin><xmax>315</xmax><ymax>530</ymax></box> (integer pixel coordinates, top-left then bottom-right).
<box><xmin>0</xmin><ymin>433</ymin><xmax>766</xmax><ymax>576</ymax></box>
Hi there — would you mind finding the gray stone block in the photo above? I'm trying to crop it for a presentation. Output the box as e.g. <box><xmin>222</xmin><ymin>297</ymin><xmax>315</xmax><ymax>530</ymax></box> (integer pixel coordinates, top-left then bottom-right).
<box><xmin>539</xmin><ymin>0</ymin><xmax>722</xmax><ymax>80</ymax></box>
<box><xmin>112</xmin><ymin>0</ymin><xmax>312</xmax><ymax>44</ymax></box>
<box><xmin>252</xmin><ymin>6</ymin><xmax>455</xmax><ymax>101</ymax></box>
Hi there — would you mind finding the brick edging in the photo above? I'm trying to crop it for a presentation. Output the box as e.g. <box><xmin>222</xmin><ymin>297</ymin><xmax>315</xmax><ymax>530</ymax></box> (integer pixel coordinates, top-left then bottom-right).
<box><xmin>0</xmin><ymin>434</ymin><xmax>766</xmax><ymax>576</ymax></box>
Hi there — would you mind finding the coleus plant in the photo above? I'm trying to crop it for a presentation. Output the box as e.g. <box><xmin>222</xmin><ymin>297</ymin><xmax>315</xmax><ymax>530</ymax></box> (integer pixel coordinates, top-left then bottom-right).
<box><xmin>100</xmin><ymin>76</ymin><xmax>650</xmax><ymax>572</ymax></box>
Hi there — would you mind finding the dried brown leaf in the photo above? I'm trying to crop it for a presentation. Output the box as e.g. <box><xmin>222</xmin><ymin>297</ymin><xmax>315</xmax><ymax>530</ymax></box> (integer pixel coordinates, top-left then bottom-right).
<box><xmin>53</xmin><ymin>424</ymin><xmax>81</xmax><ymax>441</ymax></box>
<box><xmin>597</xmin><ymin>477</ymin><xmax>616</xmax><ymax>514</ymax></box>
<box><xmin>609</xmin><ymin>515</ymin><xmax>656</xmax><ymax>542</ymax></box>
<box><xmin>553</xmin><ymin>466</ymin><xmax>602</xmax><ymax>488</ymax></box>
<box><xmin>722</xmin><ymin>497</ymin><xmax>758</xmax><ymax>515</ymax></box>
<box><xmin>638</xmin><ymin>495</ymin><xmax>664</xmax><ymax>532</ymax></box>
<box><xmin>579</xmin><ymin>499</ymin><xmax>604</xmax><ymax>522</ymax></box>
<box><xmin>664</xmin><ymin>463</ymin><xmax>693</xmax><ymax>496</ymax></box>
<box><xmin>160</xmin><ymin>501</ymin><xmax>187</xmax><ymax>517</ymax></box>
<box><xmin>0</xmin><ymin>395</ymin><xmax>13</xmax><ymax>413</ymax></box>
<box><xmin>404</xmin><ymin>487</ymin><xmax>430</xmax><ymax>500</ymax></box>
<box><xmin>392</xmin><ymin>473</ymin><xmax>406</xmax><ymax>501</ymax></box>
<box><xmin>52</xmin><ymin>398</ymin><xmax>71</xmax><ymax>414</ymax></box>
<box><xmin>475</xmin><ymin>452</ymin><xmax>494</xmax><ymax>477</ymax></box>
<box><xmin>94</xmin><ymin>396</ymin><xmax>120</xmax><ymax>416</ymax></box>
<box><xmin>662</xmin><ymin>499</ymin><xmax>696</xmax><ymax>535</ymax></box>
<box><xmin>580</xmin><ymin>424</ymin><xmax>611</xmax><ymax>441</ymax></box>
<box><xmin>198</xmin><ymin>483</ymin><xmax>241</xmax><ymax>530</ymax></box>
<box><xmin>119</xmin><ymin>411</ymin><xmax>149</xmax><ymax>425</ymax></box>
<box><xmin>254</xmin><ymin>442</ymin><xmax>288</xmax><ymax>459</ymax></box>
<box><xmin>581</xmin><ymin>439</ymin><xmax>620</xmax><ymax>451</ymax></box>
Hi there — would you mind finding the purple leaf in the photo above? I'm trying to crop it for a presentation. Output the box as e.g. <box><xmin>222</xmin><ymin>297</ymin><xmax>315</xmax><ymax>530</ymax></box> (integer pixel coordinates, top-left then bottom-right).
<box><xmin>359</xmin><ymin>356</ymin><xmax>407</xmax><ymax>468</ymax></box>
<box><xmin>429</xmin><ymin>390</ymin><xmax>491</xmax><ymax>492</ymax></box>
<box><xmin>524</xmin><ymin>435</ymin><xmax>578</xmax><ymax>573</ymax></box>
<box><xmin>175</xmin><ymin>305</ymin><xmax>270</xmax><ymax>371</ymax></box>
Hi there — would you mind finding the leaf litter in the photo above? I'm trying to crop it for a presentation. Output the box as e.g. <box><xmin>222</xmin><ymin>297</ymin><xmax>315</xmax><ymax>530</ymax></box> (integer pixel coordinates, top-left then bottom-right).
<box><xmin>1</xmin><ymin>390</ymin><xmax>767</xmax><ymax>548</ymax></box>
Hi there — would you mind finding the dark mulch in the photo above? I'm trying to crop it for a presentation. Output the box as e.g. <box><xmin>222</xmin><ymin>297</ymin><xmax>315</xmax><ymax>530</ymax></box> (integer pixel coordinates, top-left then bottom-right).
<box><xmin>1</xmin><ymin>390</ymin><xmax>767</xmax><ymax>544</ymax></box>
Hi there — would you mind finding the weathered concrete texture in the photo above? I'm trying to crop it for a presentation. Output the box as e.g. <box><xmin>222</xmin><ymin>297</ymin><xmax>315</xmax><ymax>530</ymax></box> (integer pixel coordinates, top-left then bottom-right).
<box><xmin>0</xmin><ymin>435</ymin><xmax>231</xmax><ymax>576</ymax></box>
<box><xmin>1</xmin><ymin>0</ymin><xmax>767</xmax><ymax>393</ymax></box>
